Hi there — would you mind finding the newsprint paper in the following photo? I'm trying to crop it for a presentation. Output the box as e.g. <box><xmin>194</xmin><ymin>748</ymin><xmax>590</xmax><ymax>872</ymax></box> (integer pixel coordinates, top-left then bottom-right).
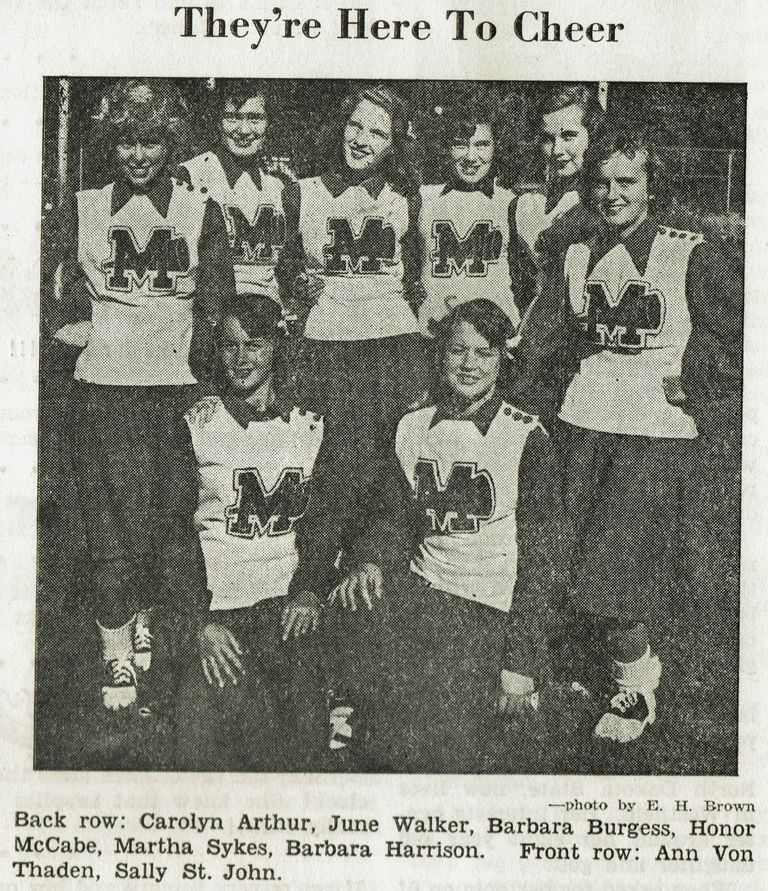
<box><xmin>1</xmin><ymin>0</ymin><xmax>765</xmax><ymax>888</ymax></box>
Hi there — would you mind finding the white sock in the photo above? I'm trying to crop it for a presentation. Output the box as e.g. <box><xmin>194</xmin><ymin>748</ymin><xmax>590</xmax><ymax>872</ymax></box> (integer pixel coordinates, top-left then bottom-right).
<box><xmin>500</xmin><ymin>670</ymin><xmax>535</xmax><ymax>696</ymax></box>
<box><xmin>97</xmin><ymin>616</ymin><xmax>135</xmax><ymax>662</ymax></box>
<box><xmin>612</xmin><ymin>646</ymin><xmax>662</xmax><ymax>692</ymax></box>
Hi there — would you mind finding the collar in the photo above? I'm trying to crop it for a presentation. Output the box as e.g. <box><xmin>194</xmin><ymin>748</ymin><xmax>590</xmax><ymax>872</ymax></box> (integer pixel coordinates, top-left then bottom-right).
<box><xmin>429</xmin><ymin>389</ymin><xmax>503</xmax><ymax>436</ymax></box>
<box><xmin>321</xmin><ymin>169</ymin><xmax>387</xmax><ymax>199</ymax></box>
<box><xmin>545</xmin><ymin>171</ymin><xmax>581</xmax><ymax>213</ymax></box>
<box><xmin>222</xmin><ymin>392</ymin><xmax>292</xmax><ymax>429</ymax></box>
<box><xmin>216</xmin><ymin>147</ymin><xmax>264</xmax><ymax>190</ymax></box>
<box><xmin>111</xmin><ymin>174</ymin><xmax>174</xmax><ymax>217</ymax></box>
<box><xmin>601</xmin><ymin>214</ymin><xmax>658</xmax><ymax>276</ymax></box>
<box><xmin>441</xmin><ymin>176</ymin><xmax>495</xmax><ymax>199</ymax></box>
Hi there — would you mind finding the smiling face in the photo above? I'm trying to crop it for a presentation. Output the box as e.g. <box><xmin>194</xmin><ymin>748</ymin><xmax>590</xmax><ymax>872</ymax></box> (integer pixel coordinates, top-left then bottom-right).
<box><xmin>220</xmin><ymin>315</ymin><xmax>276</xmax><ymax>397</ymax></box>
<box><xmin>343</xmin><ymin>98</ymin><xmax>393</xmax><ymax>173</ymax></box>
<box><xmin>116</xmin><ymin>135</ymin><xmax>169</xmax><ymax>189</ymax></box>
<box><xmin>220</xmin><ymin>95</ymin><xmax>268</xmax><ymax>159</ymax></box>
<box><xmin>442</xmin><ymin>319</ymin><xmax>501</xmax><ymax>406</ymax></box>
<box><xmin>450</xmin><ymin>123</ymin><xmax>495</xmax><ymax>186</ymax></box>
<box><xmin>540</xmin><ymin>103</ymin><xmax>590</xmax><ymax>180</ymax></box>
<box><xmin>593</xmin><ymin>150</ymin><xmax>650</xmax><ymax>238</ymax></box>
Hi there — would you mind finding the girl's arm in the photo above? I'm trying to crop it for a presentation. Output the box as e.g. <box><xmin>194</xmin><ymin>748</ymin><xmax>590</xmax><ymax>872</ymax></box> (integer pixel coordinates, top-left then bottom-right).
<box><xmin>503</xmin><ymin>425</ymin><xmax>572</xmax><ymax>686</ymax></box>
<box><xmin>159</xmin><ymin>415</ymin><xmax>211</xmax><ymax>626</ymax></box>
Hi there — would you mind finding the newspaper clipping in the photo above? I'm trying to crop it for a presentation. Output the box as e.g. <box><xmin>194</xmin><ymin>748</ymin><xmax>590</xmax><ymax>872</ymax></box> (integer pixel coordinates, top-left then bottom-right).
<box><xmin>1</xmin><ymin>1</ymin><xmax>764</xmax><ymax>888</ymax></box>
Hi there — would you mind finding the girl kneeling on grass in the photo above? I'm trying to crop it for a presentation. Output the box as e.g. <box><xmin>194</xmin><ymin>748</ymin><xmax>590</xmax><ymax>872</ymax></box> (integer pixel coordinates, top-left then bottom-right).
<box><xmin>172</xmin><ymin>295</ymin><xmax>338</xmax><ymax>771</ymax></box>
<box><xmin>328</xmin><ymin>298</ymin><xmax>570</xmax><ymax>772</ymax></box>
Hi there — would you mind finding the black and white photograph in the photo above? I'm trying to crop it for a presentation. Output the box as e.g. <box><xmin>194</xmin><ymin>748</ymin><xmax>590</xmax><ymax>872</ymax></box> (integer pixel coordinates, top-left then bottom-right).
<box><xmin>35</xmin><ymin>76</ymin><xmax>744</xmax><ymax>777</ymax></box>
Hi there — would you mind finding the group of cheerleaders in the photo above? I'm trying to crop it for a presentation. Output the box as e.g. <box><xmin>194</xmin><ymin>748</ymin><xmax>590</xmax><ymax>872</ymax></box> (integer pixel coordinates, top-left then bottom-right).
<box><xmin>52</xmin><ymin>78</ymin><xmax>740</xmax><ymax>771</ymax></box>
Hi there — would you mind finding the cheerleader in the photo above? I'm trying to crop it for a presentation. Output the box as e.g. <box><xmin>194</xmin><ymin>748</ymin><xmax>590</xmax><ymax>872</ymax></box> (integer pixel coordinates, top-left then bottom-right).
<box><xmin>180</xmin><ymin>80</ymin><xmax>289</xmax><ymax>303</ymax></box>
<box><xmin>172</xmin><ymin>295</ymin><xmax>335</xmax><ymax>770</ymax></box>
<box><xmin>277</xmin><ymin>85</ymin><xmax>432</xmax><ymax>543</ymax></box>
<box><xmin>417</xmin><ymin>100</ymin><xmax>520</xmax><ymax>332</ymax></box>
<box><xmin>510</xmin><ymin>82</ymin><xmax>604</xmax><ymax>320</ymax></box>
<box><xmin>50</xmin><ymin>80</ymin><xmax>235</xmax><ymax>710</ymax></box>
<box><xmin>327</xmin><ymin>299</ymin><xmax>569</xmax><ymax>772</ymax></box>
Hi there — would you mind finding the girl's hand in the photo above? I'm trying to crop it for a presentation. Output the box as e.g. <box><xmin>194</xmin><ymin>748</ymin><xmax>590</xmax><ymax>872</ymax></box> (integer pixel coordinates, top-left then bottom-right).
<box><xmin>328</xmin><ymin>563</ymin><xmax>384</xmax><ymax>611</ymax></box>
<box><xmin>292</xmin><ymin>272</ymin><xmax>325</xmax><ymax>306</ymax></box>
<box><xmin>198</xmin><ymin>622</ymin><xmax>245</xmax><ymax>688</ymax></box>
<box><xmin>281</xmin><ymin>591</ymin><xmax>321</xmax><ymax>641</ymax></box>
<box><xmin>497</xmin><ymin>669</ymin><xmax>538</xmax><ymax>716</ymax></box>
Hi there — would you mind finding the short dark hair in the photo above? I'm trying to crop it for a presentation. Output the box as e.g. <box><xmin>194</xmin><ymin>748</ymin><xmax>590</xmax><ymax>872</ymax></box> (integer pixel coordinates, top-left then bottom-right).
<box><xmin>533</xmin><ymin>82</ymin><xmax>604</xmax><ymax>137</ymax></box>
<box><xmin>221</xmin><ymin>294</ymin><xmax>283</xmax><ymax>340</ymax></box>
<box><xmin>443</xmin><ymin>95</ymin><xmax>501</xmax><ymax>145</ymax></box>
<box><xmin>214</xmin><ymin>79</ymin><xmax>270</xmax><ymax>118</ymax></box>
<box><xmin>583</xmin><ymin>123</ymin><xmax>668</xmax><ymax>209</ymax></box>
<box><xmin>217</xmin><ymin>294</ymin><xmax>289</xmax><ymax>393</ymax></box>
<box><xmin>432</xmin><ymin>299</ymin><xmax>514</xmax><ymax>393</ymax></box>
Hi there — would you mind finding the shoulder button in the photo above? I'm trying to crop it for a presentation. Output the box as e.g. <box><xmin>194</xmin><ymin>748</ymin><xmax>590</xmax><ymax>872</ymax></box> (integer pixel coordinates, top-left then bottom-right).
<box><xmin>200</xmin><ymin>186</ymin><xmax>208</xmax><ymax>194</ymax></box>
<box><xmin>504</xmin><ymin>407</ymin><xmax>512</xmax><ymax>416</ymax></box>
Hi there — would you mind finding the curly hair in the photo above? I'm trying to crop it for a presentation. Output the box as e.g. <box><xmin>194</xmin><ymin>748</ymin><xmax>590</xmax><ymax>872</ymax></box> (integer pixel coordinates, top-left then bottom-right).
<box><xmin>582</xmin><ymin>123</ymin><xmax>669</xmax><ymax>211</ymax></box>
<box><xmin>89</xmin><ymin>78</ymin><xmax>191</xmax><ymax>176</ymax></box>
<box><xmin>435</xmin><ymin>93</ymin><xmax>503</xmax><ymax>182</ymax></box>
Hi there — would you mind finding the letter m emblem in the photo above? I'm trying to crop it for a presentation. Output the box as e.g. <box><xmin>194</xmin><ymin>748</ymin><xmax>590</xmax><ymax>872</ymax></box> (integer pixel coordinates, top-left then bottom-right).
<box><xmin>431</xmin><ymin>220</ymin><xmax>503</xmax><ymax>277</ymax></box>
<box><xmin>323</xmin><ymin>216</ymin><xmax>396</xmax><ymax>274</ymax></box>
<box><xmin>102</xmin><ymin>226</ymin><xmax>191</xmax><ymax>293</ymax></box>
<box><xmin>226</xmin><ymin>205</ymin><xmax>286</xmax><ymax>264</ymax></box>
<box><xmin>578</xmin><ymin>279</ymin><xmax>665</xmax><ymax>350</ymax></box>
<box><xmin>225</xmin><ymin>467</ymin><xmax>311</xmax><ymax>538</ymax></box>
<box><xmin>413</xmin><ymin>459</ymin><xmax>495</xmax><ymax>534</ymax></box>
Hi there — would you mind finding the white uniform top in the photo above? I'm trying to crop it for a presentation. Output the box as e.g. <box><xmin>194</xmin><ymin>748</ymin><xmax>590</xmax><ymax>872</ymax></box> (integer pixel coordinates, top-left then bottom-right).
<box><xmin>417</xmin><ymin>182</ymin><xmax>519</xmax><ymax>332</ymax></box>
<box><xmin>75</xmin><ymin>180</ymin><xmax>207</xmax><ymax>386</ymax></box>
<box><xmin>559</xmin><ymin>225</ymin><xmax>702</xmax><ymax>438</ymax></box>
<box><xmin>182</xmin><ymin>152</ymin><xmax>285</xmax><ymax>300</ymax></box>
<box><xmin>298</xmin><ymin>176</ymin><xmax>419</xmax><ymax>341</ymax></box>
<box><xmin>396</xmin><ymin>401</ymin><xmax>541</xmax><ymax>612</ymax></box>
<box><xmin>186</xmin><ymin>397</ymin><xmax>324</xmax><ymax>611</ymax></box>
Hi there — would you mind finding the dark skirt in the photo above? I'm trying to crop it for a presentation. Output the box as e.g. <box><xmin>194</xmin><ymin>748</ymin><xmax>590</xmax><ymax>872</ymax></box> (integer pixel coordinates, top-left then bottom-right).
<box><xmin>297</xmin><ymin>334</ymin><xmax>433</xmax><ymax>545</ymax></box>
<box><xmin>324</xmin><ymin>572</ymin><xmax>506</xmax><ymax>773</ymax></box>
<box><xmin>557</xmin><ymin>421</ymin><xmax>697</xmax><ymax>623</ymax></box>
<box><xmin>70</xmin><ymin>382</ymin><xmax>202</xmax><ymax>624</ymax></box>
<box><xmin>175</xmin><ymin>600</ymin><xmax>325</xmax><ymax>771</ymax></box>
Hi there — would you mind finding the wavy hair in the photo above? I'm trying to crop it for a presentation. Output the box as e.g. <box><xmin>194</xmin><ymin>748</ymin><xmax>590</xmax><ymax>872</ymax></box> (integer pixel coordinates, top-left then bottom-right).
<box><xmin>328</xmin><ymin>84</ymin><xmax>419</xmax><ymax>196</ymax></box>
<box><xmin>215</xmin><ymin>294</ymin><xmax>290</xmax><ymax>396</ymax></box>
<box><xmin>431</xmin><ymin>299</ymin><xmax>515</xmax><ymax>397</ymax></box>
<box><xmin>582</xmin><ymin>122</ymin><xmax>669</xmax><ymax>211</ymax></box>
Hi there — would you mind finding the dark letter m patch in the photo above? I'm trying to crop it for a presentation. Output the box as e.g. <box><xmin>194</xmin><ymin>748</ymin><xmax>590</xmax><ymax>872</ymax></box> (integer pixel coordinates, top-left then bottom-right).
<box><xmin>414</xmin><ymin>459</ymin><xmax>495</xmax><ymax>534</ymax></box>
<box><xmin>226</xmin><ymin>467</ymin><xmax>311</xmax><ymax>538</ymax></box>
